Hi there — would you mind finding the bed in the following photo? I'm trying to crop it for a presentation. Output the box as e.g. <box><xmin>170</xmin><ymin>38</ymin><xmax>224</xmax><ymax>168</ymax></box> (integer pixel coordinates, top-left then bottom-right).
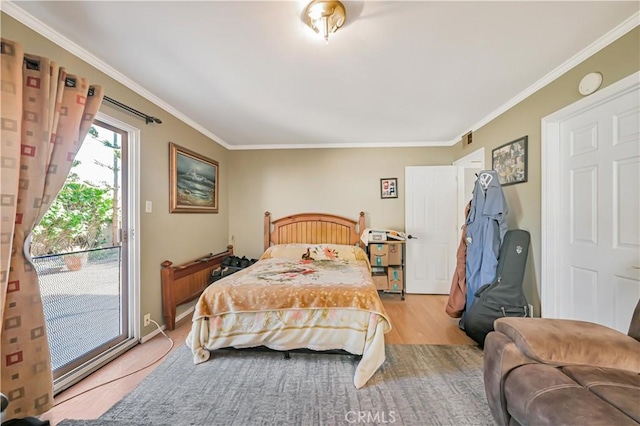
<box><xmin>183</xmin><ymin>211</ymin><xmax>392</xmax><ymax>388</ymax></box>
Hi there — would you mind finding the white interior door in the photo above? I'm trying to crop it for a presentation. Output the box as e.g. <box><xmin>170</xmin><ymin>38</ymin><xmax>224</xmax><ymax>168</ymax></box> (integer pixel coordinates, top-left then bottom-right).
<box><xmin>453</xmin><ymin>148</ymin><xmax>484</xmax><ymax>240</ymax></box>
<box><xmin>543</xmin><ymin>73</ymin><xmax>639</xmax><ymax>332</ymax></box>
<box><xmin>457</xmin><ymin>167</ymin><xmax>481</xmax><ymax>240</ymax></box>
<box><xmin>405</xmin><ymin>166</ymin><xmax>458</xmax><ymax>294</ymax></box>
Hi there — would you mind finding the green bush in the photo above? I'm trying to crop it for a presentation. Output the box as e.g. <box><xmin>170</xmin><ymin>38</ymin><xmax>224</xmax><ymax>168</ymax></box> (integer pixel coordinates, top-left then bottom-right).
<box><xmin>87</xmin><ymin>246</ymin><xmax>121</xmax><ymax>262</ymax></box>
<box><xmin>31</xmin><ymin>182</ymin><xmax>113</xmax><ymax>256</ymax></box>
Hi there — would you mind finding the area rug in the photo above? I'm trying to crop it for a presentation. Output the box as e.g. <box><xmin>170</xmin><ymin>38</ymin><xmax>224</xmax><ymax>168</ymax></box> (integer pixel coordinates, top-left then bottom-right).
<box><xmin>58</xmin><ymin>344</ymin><xmax>495</xmax><ymax>426</ymax></box>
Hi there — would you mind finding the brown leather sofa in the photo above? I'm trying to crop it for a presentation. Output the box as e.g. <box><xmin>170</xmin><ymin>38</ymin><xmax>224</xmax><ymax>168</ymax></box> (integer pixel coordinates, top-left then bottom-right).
<box><xmin>484</xmin><ymin>301</ymin><xmax>640</xmax><ymax>425</ymax></box>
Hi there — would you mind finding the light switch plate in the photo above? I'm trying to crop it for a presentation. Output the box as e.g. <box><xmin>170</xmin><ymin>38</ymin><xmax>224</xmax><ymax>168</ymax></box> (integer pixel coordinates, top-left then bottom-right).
<box><xmin>145</xmin><ymin>200</ymin><xmax>152</xmax><ymax>213</ymax></box>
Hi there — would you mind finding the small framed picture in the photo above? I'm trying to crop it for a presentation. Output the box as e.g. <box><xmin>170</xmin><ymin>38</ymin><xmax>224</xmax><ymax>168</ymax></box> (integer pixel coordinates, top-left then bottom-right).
<box><xmin>380</xmin><ymin>178</ymin><xmax>398</xmax><ymax>199</ymax></box>
<box><xmin>492</xmin><ymin>136</ymin><xmax>528</xmax><ymax>186</ymax></box>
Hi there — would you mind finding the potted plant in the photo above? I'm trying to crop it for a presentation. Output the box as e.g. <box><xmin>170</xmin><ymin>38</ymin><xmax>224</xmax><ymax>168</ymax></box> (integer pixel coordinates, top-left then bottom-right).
<box><xmin>63</xmin><ymin>248</ymin><xmax>88</xmax><ymax>271</ymax></box>
<box><xmin>31</xmin><ymin>180</ymin><xmax>113</xmax><ymax>271</ymax></box>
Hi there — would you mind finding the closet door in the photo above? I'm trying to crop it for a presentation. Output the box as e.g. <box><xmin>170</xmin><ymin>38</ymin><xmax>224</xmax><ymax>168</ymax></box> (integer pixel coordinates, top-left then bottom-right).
<box><xmin>542</xmin><ymin>73</ymin><xmax>639</xmax><ymax>332</ymax></box>
<box><xmin>557</xmin><ymin>86</ymin><xmax>639</xmax><ymax>330</ymax></box>
<box><xmin>405</xmin><ymin>166</ymin><xmax>458</xmax><ymax>294</ymax></box>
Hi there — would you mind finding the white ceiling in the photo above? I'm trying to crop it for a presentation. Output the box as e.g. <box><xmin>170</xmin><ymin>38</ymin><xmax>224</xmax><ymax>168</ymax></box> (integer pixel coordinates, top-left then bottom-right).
<box><xmin>5</xmin><ymin>1</ymin><xmax>639</xmax><ymax>149</ymax></box>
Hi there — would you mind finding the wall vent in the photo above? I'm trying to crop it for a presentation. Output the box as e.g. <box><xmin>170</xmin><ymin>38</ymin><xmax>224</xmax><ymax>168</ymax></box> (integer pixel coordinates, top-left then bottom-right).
<box><xmin>462</xmin><ymin>131</ymin><xmax>473</xmax><ymax>148</ymax></box>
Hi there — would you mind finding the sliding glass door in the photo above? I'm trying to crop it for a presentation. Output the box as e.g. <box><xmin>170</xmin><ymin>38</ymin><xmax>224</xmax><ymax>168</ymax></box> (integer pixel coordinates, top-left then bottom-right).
<box><xmin>31</xmin><ymin>118</ymin><xmax>132</xmax><ymax>385</ymax></box>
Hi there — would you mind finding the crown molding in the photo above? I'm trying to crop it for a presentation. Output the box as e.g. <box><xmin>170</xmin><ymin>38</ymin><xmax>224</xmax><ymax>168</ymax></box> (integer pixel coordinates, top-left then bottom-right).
<box><xmin>1</xmin><ymin>0</ymin><xmax>233</xmax><ymax>150</ymax></box>
<box><xmin>448</xmin><ymin>10</ymin><xmax>640</xmax><ymax>146</ymax></box>
<box><xmin>231</xmin><ymin>140</ymin><xmax>451</xmax><ymax>150</ymax></box>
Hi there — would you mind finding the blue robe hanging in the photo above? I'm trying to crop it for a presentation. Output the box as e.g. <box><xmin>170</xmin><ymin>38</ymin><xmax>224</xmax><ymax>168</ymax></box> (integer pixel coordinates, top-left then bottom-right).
<box><xmin>464</xmin><ymin>170</ymin><xmax>508</xmax><ymax>313</ymax></box>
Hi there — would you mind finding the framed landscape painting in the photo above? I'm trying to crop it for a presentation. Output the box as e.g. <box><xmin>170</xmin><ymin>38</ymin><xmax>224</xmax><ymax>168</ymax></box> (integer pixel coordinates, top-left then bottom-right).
<box><xmin>169</xmin><ymin>142</ymin><xmax>219</xmax><ymax>213</ymax></box>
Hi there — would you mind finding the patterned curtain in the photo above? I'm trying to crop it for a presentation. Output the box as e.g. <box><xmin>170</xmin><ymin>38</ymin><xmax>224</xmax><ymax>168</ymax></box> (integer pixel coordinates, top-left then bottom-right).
<box><xmin>0</xmin><ymin>38</ymin><xmax>103</xmax><ymax>421</ymax></box>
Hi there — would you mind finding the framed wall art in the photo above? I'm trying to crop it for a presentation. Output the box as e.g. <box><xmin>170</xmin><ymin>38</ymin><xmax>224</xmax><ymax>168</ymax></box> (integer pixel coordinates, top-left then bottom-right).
<box><xmin>492</xmin><ymin>136</ymin><xmax>528</xmax><ymax>186</ymax></box>
<box><xmin>380</xmin><ymin>178</ymin><xmax>398</xmax><ymax>199</ymax></box>
<box><xmin>169</xmin><ymin>142</ymin><xmax>219</xmax><ymax>213</ymax></box>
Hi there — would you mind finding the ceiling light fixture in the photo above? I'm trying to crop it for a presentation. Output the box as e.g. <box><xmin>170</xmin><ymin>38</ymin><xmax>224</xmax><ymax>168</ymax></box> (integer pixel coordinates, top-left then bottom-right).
<box><xmin>303</xmin><ymin>0</ymin><xmax>346</xmax><ymax>43</ymax></box>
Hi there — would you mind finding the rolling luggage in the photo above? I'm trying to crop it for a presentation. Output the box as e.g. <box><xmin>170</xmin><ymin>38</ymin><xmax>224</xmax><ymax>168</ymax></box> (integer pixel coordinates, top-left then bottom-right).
<box><xmin>463</xmin><ymin>229</ymin><xmax>530</xmax><ymax>346</ymax></box>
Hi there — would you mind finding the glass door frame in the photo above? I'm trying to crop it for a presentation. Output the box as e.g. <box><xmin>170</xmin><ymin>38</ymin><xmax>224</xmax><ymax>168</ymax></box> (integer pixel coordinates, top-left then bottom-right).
<box><xmin>52</xmin><ymin>112</ymin><xmax>140</xmax><ymax>394</ymax></box>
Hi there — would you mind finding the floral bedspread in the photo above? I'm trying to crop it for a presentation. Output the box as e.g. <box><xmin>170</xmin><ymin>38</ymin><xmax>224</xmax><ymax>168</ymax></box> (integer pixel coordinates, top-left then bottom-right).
<box><xmin>194</xmin><ymin>244</ymin><xmax>389</xmax><ymax>323</ymax></box>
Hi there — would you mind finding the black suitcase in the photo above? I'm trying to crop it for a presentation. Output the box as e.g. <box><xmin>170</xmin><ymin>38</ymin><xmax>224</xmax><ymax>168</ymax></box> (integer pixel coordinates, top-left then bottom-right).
<box><xmin>464</xmin><ymin>229</ymin><xmax>530</xmax><ymax>346</ymax></box>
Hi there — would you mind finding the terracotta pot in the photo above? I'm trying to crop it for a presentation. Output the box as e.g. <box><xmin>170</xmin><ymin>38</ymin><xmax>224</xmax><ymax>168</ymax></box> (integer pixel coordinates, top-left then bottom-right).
<box><xmin>64</xmin><ymin>256</ymin><xmax>84</xmax><ymax>271</ymax></box>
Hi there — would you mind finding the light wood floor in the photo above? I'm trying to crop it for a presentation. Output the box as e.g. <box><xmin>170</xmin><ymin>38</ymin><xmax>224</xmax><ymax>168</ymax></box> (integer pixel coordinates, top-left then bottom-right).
<box><xmin>40</xmin><ymin>294</ymin><xmax>474</xmax><ymax>425</ymax></box>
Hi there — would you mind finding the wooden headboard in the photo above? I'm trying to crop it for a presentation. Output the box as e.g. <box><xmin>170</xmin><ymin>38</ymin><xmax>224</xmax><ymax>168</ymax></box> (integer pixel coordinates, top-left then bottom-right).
<box><xmin>160</xmin><ymin>246</ymin><xmax>233</xmax><ymax>331</ymax></box>
<box><xmin>264</xmin><ymin>211</ymin><xmax>366</xmax><ymax>252</ymax></box>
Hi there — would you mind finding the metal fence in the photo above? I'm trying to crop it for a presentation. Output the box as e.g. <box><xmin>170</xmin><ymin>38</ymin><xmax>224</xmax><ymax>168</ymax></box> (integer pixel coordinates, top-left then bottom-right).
<box><xmin>33</xmin><ymin>247</ymin><xmax>122</xmax><ymax>372</ymax></box>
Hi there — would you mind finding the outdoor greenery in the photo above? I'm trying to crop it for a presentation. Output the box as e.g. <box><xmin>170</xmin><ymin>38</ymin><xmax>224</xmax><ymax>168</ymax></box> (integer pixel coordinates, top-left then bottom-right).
<box><xmin>31</xmin><ymin>180</ymin><xmax>113</xmax><ymax>256</ymax></box>
<box><xmin>30</xmin><ymin>126</ymin><xmax>120</xmax><ymax>257</ymax></box>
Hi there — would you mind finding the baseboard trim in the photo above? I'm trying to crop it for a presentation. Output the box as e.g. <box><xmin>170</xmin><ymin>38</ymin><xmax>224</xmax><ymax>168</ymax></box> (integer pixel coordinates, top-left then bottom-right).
<box><xmin>140</xmin><ymin>307</ymin><xmax>194</xmax><ymax>344</ymax></box>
